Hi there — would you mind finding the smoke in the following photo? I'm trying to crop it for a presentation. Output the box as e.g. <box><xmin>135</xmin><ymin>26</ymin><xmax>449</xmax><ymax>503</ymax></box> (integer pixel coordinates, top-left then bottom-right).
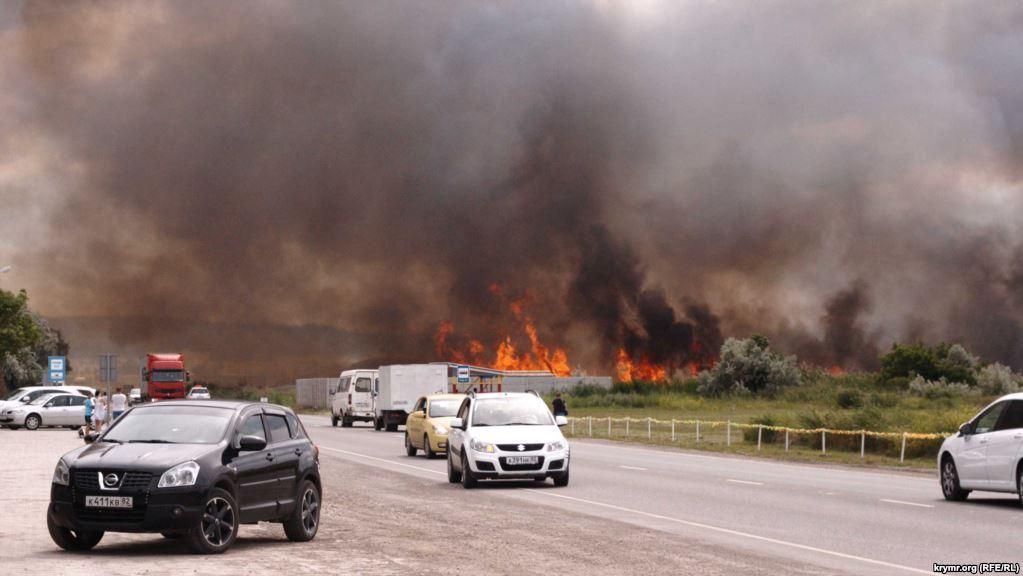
<box><xmin>4</xmin><ymin>1</ymin><xmax>1023</xmax><ymax>382</ymax></box>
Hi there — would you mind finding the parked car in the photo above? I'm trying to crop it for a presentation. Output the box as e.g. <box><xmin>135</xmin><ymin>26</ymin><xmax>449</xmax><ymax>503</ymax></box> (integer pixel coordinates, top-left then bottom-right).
<box><xmin>329</xmin><ymin>369</ymin><xmax>378</xmax><ymax>427</ymax></box>
<box><xmin>129</xmin><ymin>388</ymin><xmax>142</xmax><ymax>405</ymax></box>
<box><xmin>1</xmin><ymin>393</ymin><xmax>88</xmax><ymax>430</ymax></box>
<box><xmin>404</xmin><ymin>393</ymin><xmax>464</xmax><ymax>458</ymax></box>
<box><xmin>447</xmin><ymin>391</ymin><xmax>570</xmax><ymax>488</ymax></box>
<box><xmin>939</xmin><ymin>392</ymin><xmax>1023</xmax><ymax>505</ymax></box>
<box><xmin>0</xmin><ymin>386</ymin><xmax>94</xmax><ymax>423</ymax></box>
<box><xmin>186</xmin><ymin>386</ymin><xmax>211</xmax><ymax>400</ymax></box>
<box><xmin>47</xmin><ymin>400</ymin><xmax>321</xmax><ymax>553</ymax></box>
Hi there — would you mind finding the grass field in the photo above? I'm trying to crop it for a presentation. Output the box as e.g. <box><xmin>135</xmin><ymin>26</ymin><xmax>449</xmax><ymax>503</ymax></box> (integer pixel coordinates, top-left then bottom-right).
<box><xmin>546</xmin><ymin>373</ymin><xmax>992</xmax><ymax>470</ymax></box>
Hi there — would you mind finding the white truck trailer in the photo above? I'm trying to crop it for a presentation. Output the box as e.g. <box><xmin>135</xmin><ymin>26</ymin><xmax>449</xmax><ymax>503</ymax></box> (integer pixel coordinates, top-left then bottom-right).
<box><xmin>375</xmin><ymin>364</ymin><xmax>449</xmax><ymax>431</ymax></box>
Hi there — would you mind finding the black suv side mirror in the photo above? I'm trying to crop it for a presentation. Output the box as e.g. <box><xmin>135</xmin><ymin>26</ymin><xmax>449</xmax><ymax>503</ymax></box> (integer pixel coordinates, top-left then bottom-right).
<box><xmin>239</xmin><ymin>435</ymin><xmax>267</xmax><ymax>452</ymax></box>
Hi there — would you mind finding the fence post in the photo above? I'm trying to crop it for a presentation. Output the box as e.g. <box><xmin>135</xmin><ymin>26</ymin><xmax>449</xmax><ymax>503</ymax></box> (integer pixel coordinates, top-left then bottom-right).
<box><xmin>608</xmin><ymin>417</ymin><xmax>612</xmax><ymax>437</ymax></box>
<box><xmin>822</xmin><ymin>430</ymin><xmax>826</xmax><ymax>455</ymax></box>
<box><xmin>671</xmin><ymin>419</ymin><xmax>676</xmax><ymax>442</ymax></box>
<box><xmin>900</xmin><ymin>433</ymin><xmax>907</xmax><ymax>463</ymax></box>
<box><xmin>727</xmin><ymin>421</ymin><xmax>731</xmax><ymax>446</ymax></box>
<box><xmin>626</xmin><ymin>417</ymin><xmax>630</xmax><ymax>437</ymax></box>
<box><xmin>860</xmin><ymin>431</ymin><xmax>865</xmax><ymax>459</ymax></box>
<box><xmin>588</xmin><ymin>416</ymin><xmax>592</xmax><ymax>437</ymax></box>
<box><xmin>696</xmin><ymin>420</ymin><xmax>700</xmax><ymax>443</ymax></box>
<box><xmin>647</xmin><ymin>417</ymin><xmax>651</xmax><ymax>440</ymax></box>
<box><xmin>757</xmin><ymin>426</ymin><xmax>763</xmax><ymax>451</ymax></box>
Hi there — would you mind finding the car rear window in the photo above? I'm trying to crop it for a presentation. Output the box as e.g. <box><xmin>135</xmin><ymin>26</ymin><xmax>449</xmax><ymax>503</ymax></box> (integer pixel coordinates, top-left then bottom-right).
<box><xmin>354</xmin><ymin>377</ymin><xmax>372</xmax><ymax>393</ymax></box>
<box><xmin>266</xmin><ymin>414</ymin><xmax>291</xmax><ymax>443</ymax></box>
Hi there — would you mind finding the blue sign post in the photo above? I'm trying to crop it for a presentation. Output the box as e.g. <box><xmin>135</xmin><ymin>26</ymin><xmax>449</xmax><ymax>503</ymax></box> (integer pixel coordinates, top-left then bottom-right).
<box><xmin>456</xmin><ymin>365</ymin><xmax>470</xmax><ymax>384</ymax></box>
<box><xmin>47</xmin><ymin>356</ymin><xmax>66</xmax><ymax>384</ymax></box>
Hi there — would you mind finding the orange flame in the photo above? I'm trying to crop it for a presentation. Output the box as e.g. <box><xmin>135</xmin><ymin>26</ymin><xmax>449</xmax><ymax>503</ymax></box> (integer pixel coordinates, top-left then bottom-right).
<box><xmin>826</xmin><ymin>365</ymin><xmax>846</xmax><ymax>376</ymax></box>
<box><xmin>434</xmin><ymin>286</ymin><xmax>571</xmax><ymax>376</ymax></box>
<box><xmin>616</xmin><ymin>348</ymin><xmax>668</xmax><ymax>382</ymax></box>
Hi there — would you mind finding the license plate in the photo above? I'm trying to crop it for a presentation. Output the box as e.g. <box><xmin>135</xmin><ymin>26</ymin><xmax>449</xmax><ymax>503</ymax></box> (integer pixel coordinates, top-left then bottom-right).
<box><xmin>505</xmin><ymin>456</ymin><xmax>538</xmax><ymax>465</ymax></box>
<box><xmin>85</xmin><ymin>495</ymin><xmax>133</xmax><ymax>508</ymax></box>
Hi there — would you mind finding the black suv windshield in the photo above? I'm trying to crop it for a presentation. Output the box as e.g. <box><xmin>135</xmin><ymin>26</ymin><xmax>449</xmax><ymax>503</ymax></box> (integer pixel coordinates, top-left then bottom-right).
<box><xmin>472</xmin><ymin>397</ymin><xmax>554</xmax><ymax>427</ymax></box>
<box><xmin>104</xmin><ymin>406</ymin><xmax>234</xmax><ymax>444</ymax></box>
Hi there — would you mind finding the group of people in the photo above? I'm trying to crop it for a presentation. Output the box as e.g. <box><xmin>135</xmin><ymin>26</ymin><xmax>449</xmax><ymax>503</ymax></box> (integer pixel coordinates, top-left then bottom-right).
<box><xmin>83</xmin><ymin>387</ymin><xmax>128</xmax><ymax>434</ymax></box>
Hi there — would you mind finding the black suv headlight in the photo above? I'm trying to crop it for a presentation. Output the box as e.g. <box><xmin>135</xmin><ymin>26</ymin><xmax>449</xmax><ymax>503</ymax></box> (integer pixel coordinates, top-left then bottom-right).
<box><xmin>52</xmin><ymin>459</ymin><xmax>70</xmax><ymax>486</ymax></box>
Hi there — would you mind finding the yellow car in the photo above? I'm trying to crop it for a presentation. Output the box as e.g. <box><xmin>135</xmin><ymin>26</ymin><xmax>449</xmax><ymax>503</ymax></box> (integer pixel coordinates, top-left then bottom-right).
<box><xmin>404</xmin><ymin>393</ymin><xmax>464</xmax><ymax>458</ymax></box>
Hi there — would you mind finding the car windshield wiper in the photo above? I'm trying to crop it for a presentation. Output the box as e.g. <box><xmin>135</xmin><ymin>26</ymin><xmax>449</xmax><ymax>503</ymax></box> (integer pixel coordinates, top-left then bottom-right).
<box><xmin>101</xmin><ymin>438</ymin><xmax>123</xmax><ymax>444</ymax></box>
<box><xmin>498</xmin><ymin>422</ymin><xmax>542</xmax><ymax>426</ymax></box>
<box><xmin>128</xmin><ymin>439</ymin><xmax>176</xmax><ymax>444</ymax></box>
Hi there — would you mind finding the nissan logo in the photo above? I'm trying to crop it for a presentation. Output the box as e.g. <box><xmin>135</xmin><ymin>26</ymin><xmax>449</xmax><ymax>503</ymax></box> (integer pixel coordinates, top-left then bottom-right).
<box><xmin>104</xmin><ymin>473</ymin><xmax>120</xmax><ymax>487</ymax></box>
<box><xmin>517</xmin><ymin>444</ymin><xmax>525</xmax><ymax>452</ymax></box>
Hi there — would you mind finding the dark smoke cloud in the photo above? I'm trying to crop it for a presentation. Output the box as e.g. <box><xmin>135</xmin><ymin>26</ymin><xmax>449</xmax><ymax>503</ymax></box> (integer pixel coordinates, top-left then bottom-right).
<box><xmin>5</xmin><ymin>0</ymin><xmax>1023</xmax><ymax>383</ymax></box>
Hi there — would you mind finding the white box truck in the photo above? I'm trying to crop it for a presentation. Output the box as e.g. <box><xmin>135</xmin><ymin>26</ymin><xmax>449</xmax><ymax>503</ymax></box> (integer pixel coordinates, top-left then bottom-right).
<box><xmin>375</xmin><ymin>364</ymin><xmax>448</xmax><ymax>431</ymax></box>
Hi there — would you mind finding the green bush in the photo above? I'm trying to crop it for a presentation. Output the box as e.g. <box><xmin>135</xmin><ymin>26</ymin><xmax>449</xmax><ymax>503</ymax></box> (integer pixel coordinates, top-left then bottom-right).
<box><xmin>836</xmin><ymin>389</ymin><xmax>863</xmax><ymax>409</ymax></box>
<box><xmin>743</xmin><ymin>415</ymin><xmax>779</xmax><ymax>443</ymax></box>
<box><xmin>698</xmin><ymin>335</ymin><xmax>801</xmax><ymax>397</ymax></box>
<box><xmin>879</xmin><ymin>342</ymin><xmax>979</xmax><ymax>387</ymax></box>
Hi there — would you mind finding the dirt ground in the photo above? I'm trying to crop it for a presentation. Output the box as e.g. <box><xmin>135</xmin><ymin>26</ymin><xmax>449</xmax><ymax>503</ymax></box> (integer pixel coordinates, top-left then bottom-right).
<box><xmin>0</xmin><ymin>427</ymin><xmax>830</xmax><ymax>575</ymax></box>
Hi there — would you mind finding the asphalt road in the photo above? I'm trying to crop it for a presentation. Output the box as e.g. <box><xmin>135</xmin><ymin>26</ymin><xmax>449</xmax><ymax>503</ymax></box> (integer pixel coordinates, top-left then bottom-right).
<box><xmin>303</xmin><ymin>415</ymin><xmax>1023</xmax><ymax>576</ymax></box>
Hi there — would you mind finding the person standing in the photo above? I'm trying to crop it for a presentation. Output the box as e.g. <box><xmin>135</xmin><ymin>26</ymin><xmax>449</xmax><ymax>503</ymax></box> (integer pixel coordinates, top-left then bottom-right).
<box><xmin>83</xmin><ymin>395</ymin><xmax>94</xmax><ymax>434</ymax></box>
<box><xmin>93</xmin><ymin>392</ymin><xmax>107</xmax><ymax>432</ymax></box>
<box><xmin>111</xmin><ymin>387</ymin><xmax>127</xmax><ymax>421</ymax></box>
<box><xmin>552</xmin><ymin>392</ymin><xmax>568</xmax><ymax>417</ymax></box>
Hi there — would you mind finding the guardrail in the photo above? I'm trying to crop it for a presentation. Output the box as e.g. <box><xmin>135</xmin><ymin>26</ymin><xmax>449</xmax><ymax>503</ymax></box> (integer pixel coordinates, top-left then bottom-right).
<box><xmin>566</xmin><ymin>416</ymin><xmax>949</xmax><ymax>463</ymax></box>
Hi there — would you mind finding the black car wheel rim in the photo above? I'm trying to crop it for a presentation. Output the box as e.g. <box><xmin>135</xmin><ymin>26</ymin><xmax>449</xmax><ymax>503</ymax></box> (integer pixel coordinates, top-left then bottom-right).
<box><xmin>201</xmin><ymin>496</ymin><xmax>235</xmax><ymax>547</ymax></box>
<box><xmin>942</xmin><ymin>462</ymin><xmax>955</xmax><ymax>495</ymax></box>
<box><xmin>301</xmin><ymin>488</ymin><xmax>319</xmax><ymax>533</ymax></box>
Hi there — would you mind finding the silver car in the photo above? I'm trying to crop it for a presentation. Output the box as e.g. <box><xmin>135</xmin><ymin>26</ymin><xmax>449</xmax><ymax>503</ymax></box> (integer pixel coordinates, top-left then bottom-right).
<box><xmin>0</xmin><ymin>393</ymin><xmax>88</xmax><ymax>430</ymax></box>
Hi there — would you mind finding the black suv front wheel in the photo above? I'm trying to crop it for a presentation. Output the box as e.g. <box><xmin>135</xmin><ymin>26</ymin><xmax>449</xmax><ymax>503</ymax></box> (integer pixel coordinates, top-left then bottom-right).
<box><xmin>187</xmin><ymin>488</ymin><xmax>238</xmax><ymax>554</ymax></box>
<box><xmin>48</xmin><ymin>514</ymin><xmax>104</xmax><ymax>551</ymax></box>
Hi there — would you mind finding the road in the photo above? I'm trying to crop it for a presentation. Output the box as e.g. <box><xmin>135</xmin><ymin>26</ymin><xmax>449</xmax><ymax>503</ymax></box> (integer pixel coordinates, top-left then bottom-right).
<box><xmin>303</xmin><ymin>415</ymin><xmax>1023</xmax><ymax>576</ymax></box>
<box><xmin>3</xmin><ymin>416</ymin><xmax>1020</xmax><ymax>575</ymax></box>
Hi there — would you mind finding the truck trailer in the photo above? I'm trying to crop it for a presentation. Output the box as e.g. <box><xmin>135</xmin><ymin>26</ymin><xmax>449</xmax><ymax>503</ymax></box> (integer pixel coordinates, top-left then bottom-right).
<box><xmin>375</xmin><ymin>364</ymin><xmax>449</xmax><ymax>431</ymax></box>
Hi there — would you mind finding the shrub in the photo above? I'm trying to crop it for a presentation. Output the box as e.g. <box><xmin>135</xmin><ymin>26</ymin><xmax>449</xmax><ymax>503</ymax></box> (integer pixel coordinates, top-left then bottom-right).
<box><xmin>907</xmin><ymin>375</ymin><xmax>977</xmax><ymax>399</ymax></box>
<box><xmin>836</xmin><ymin>389</ymin><xmax>863</xmax><ymax>409</ymax></box>
<box><xmin>976</xmin><ymin>363</ymin><xmax>1021</xmax><ymax>396</ymax></box>
<box><xmin>879</xmin><ymin>342</ymin><xmax>979</xmax><ymax>387</ymax></box>
<box><xmin>743</xmin><ymin>415</ymin><xmax>779</xmax><ymax>443</ymax></box>
<box><xmin>697</xmin><ymin>335</ymin><xmax>801</xmax><ymax>397</ymax></box>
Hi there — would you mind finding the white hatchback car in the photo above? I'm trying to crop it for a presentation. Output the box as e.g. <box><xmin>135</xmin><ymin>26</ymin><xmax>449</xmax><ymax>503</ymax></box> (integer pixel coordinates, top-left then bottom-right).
<box><xmin>447</xmin><ymin>392</ymin><xmax>570</xmax><ymax>488</ymax></box>
<box><xmin>0</xmin><ymin>393</ymin><xmax>88</xmax><ymax>430</ymax></box>
<box><xmin>939</xmin><ymin>392</ymin><xmax>1023</xmax><ymax>504</ymax></box>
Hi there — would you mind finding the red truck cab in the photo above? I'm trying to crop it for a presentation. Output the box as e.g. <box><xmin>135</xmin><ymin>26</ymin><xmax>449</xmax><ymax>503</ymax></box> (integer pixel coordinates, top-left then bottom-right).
<box><xmin>142</xmin><ymin>353</ymin><xmax>189</xmax><ymax>401</ymax></box>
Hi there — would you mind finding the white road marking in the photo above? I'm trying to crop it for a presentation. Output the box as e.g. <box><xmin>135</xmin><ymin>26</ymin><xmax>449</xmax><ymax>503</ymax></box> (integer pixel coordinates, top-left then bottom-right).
<box><xmin>525</xmin><ymin>490</ymin><xmax>932</xmax><ymax>575</ymax></box>
<box><xmin>726</xmin><ymin>479</ymin><xmax>764</xmax><ymax>486</ymax></box>
<box><xmin>320</xmin><ymin>444</ymin><xmax>931</xmax><ymax>575</ymax></box>
<box><xmin>880</xmin><ymin>499</ymin><xmax>934</xmax><ymax>509</ymax></box>
<box><xmin>619</xmin><ymin>465</ymin><xmax>647</xmax><ymax>471</ymax></box>
<box><xmin>320</xmin><ymin>446</ymin><xmax>445</xmax><ymax>476</ymax></box>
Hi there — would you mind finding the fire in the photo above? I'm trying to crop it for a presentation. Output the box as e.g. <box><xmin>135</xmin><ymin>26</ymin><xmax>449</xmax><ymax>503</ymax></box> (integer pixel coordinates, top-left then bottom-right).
<box><xmin>434</xmin><ymin>286</ymin><xmax>572</xmax><ymax>376</ymax></box>
<box><xmin>616</xmin><ymin>348</ymin><xmax>668</xmax><ymax>382</ymax></box>
<box><xmin>826</xmin><ymin>365</ymin><xmax>846</xmax><ymax>376</ymax></box>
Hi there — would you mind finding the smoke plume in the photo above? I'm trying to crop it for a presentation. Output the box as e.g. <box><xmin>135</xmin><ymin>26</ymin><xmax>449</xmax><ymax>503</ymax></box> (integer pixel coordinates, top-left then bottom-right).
<box><xmin>3</xmin><ymin>1</ymin><xmax>1023</xmax><ymax>382</ymax></box>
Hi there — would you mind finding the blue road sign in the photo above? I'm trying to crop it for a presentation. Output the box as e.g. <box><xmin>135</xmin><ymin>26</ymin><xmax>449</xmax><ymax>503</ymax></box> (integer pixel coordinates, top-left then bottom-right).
<box><xmin>456</xmin><ymin>365</ymin><xmax>470</xmax><ymax>384</ymax></box>
<box><xmin>48</xmin><ymin>356</ymin><xmax>66</xmax><ymax>383</ymax></box>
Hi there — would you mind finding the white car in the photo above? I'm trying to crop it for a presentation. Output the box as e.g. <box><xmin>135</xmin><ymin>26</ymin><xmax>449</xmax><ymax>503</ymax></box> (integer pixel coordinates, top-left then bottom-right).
<box><xmin>0</xmin><ymin>386</ymin><xmax>94</xmax><ymax>428</ymax></box>
<box><xmin>447</xmin><ymin>392</ymin><xmax>570</xmax><ymax>488</ymax></box>
<box><xmin>939</xmin><ymin>392</ymin><xmax>1023</xmax><ymax>504</ymax></box>
<box><xmin>186</xmin><ymin>386</ymin><xmax>211</xmax><ymax>400</ymax></box>
<box><xmin>129</xmin><ymin>387</ymin><xmax>142</xmax><ymax>404</ymax></box>
<box><xmin>0</xmin><ymin>393</ymin><xmax>88</xmax><ymax>430</ymax></box>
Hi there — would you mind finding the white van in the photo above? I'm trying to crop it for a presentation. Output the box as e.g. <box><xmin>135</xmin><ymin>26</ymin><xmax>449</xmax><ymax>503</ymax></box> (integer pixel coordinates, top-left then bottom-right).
<box><xmin>329</xmin><ymin>369</ymin><xmax>379</xmax><ymax>427</ymax></box>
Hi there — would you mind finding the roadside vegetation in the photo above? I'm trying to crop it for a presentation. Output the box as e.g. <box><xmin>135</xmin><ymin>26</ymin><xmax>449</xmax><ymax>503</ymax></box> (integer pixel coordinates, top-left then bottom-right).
<box><xmin>1</xmin><ymin>288</ymin><xmax>72</xmax><ymax>391</ymax></box>
<box><xmin>551</xmin><ymin>336</ymin><xmax>1019</xmax><ymax>468</ymax></box>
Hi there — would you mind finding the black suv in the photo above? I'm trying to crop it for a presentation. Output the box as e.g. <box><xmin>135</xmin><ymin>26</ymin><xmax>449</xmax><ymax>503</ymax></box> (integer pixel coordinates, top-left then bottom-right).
<box><xmin>47</xmin><ymin>400</ymin><xmax>321</xmax><ymax>554</ymax></box>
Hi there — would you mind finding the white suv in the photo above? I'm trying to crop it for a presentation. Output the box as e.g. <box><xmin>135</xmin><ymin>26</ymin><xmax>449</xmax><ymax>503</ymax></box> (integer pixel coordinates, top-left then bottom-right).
<box><xmin>447</xmin><ymin>392</ymin><xmax>570</xmax><ymax>488</ymax></box>
<box><xmin>939</xmin><ymin>392</ymin><xmax>1023</xmax><ymax>505</ymax></box>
